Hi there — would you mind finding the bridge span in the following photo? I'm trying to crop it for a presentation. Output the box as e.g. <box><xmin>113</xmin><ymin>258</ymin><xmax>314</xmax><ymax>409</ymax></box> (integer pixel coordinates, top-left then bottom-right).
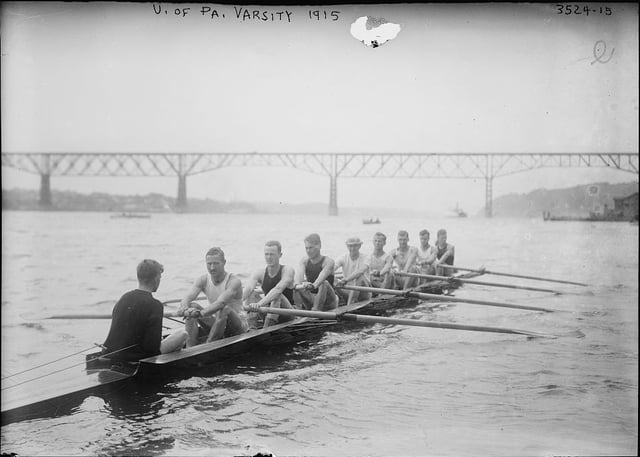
<box><xmin>2</xmin><ymin>152</ymin><xmax>638</xmax><ymax>217</ymax></box>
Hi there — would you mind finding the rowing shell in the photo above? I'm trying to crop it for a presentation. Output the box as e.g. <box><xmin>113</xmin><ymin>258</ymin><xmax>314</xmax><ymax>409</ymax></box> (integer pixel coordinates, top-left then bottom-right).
<box><xmin>1</xmin><ymin>271</ymin><xmax>480</xmax><ymax>426</ymax></box>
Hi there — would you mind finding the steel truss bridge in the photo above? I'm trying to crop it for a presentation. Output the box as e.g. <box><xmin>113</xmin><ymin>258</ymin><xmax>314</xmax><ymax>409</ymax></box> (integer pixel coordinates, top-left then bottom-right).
<box><xmin>2</xmin><ymin>152</ymin><xmax>638</xmax><ymax>217</ymax></box>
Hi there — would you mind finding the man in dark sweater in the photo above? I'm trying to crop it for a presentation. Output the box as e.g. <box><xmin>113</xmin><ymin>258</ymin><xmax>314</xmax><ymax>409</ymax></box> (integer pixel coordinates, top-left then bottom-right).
<box><xmin>102</xmin><ymin>259</ymin><xmax>186</xmax><ymax>361</ymax></box>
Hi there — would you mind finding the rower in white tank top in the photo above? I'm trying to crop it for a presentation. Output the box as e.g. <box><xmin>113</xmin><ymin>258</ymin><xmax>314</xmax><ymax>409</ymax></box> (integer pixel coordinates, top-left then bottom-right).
<box><xmin>415</xmin><ymin>244</ymin><xmax>437</xmax><ymax>275</ymax></box>
<box><xmin>204</xmin><ymin>272</ymin><xmax>243</xmax><ymax>312</ymax></box>
<box><xmin>177</xmin><ymin>247</ymin><xmax>248</xmax><ymax>347</ymax></box>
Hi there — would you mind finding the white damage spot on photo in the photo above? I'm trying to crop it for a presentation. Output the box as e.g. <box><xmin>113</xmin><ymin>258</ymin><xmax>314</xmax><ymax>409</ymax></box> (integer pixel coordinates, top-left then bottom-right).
<box><xmin>350</xmin><ymin>16</ymin><xmax>401</xmax><ymax>48</ymax></box>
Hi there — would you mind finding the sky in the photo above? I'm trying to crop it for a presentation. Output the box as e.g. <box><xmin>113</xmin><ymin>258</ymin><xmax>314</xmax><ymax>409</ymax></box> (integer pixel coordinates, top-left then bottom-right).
<box><xmin>1</xmin><ymin>2</ymin><xmax>638</xmax><ymax>214</ymax></box>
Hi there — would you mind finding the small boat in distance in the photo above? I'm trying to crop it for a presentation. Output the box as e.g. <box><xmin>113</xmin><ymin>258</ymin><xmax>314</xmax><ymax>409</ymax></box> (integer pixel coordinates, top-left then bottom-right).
<box><xmin>110</xmin><ymin>212</ymin><xmax>151</xmax><ymax>219</ymax></box>
<box><xmin>446</xmin><ymin>203</ymin><xmax>467</xmax><ymax>218</ymax></box>
<box><xmin>362</xmin><ymin>217</ymin><xmax>381</xmax><ymax>224</ymax></box>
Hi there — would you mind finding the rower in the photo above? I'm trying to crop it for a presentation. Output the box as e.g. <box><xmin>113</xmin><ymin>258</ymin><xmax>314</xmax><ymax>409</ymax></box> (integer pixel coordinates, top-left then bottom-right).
<box><xmin>293</xmin><ymin>233</ymin><xmax>339</xmax><ymax>311</ymax></box>
<box><xmin>334</xmin><ymin>236</ymin><xmax>372</xmax><ymax>305</ymax></box>
<box><xmin>434</xmin><ymin>229</ymin><xmax>455</xmax><ymax>276</ymax></box>
<box><xmin>368</xmin><ymin>232</ymin><xmax>393</xmax><ymax>290</ymax></box>
<box><xmin>414</xmin><ymin>229</ymin><xmax>438</xmax><ymax>281</ymax></box>
<box><xmin>176</xmin><ymin>247</ymin><xmax>248</xmax><ymax>347</ymax></box>
<box><xmin>384</xmin><ymin>230</ymin><xmax>419</xmax><ymax>289</ymax></box>
<box><xmin>102</xmin><ymin>259</ymin><xmax>187</xmax><ymax>361</ymax></box>
<box><xmin>243</xmin><ymin>240</ymin><xmax>297</xmax><ymax>329</ymax></box>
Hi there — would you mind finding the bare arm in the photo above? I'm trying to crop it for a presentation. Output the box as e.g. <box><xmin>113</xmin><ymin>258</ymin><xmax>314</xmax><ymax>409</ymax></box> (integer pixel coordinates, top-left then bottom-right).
<box><xmin>176</xmin><ymin>276</ymin><xmax>206</xmax><ymax>316</ymax></box>
<box><xmin>333</xmin><ymin>256</ymin><xmax>344</xmax><ymax>276</ymax></box>
<box><xmin>424</xmin><ymin>247</ymin><xmax>437</xmax><ymax>265</ymax></box>
<box><xmin>436</xmin><ymin>244</ymin><xmax>455</xmax><ymax>264</ymax></box>
<box><xmin>312</xmin><ymin>257</ymin><xmax>335</xmax><ymax>288</ymax></box>
<box><xmin>294</xmin><ymin>258</ymin><xmax>307</xmax><ymax>286</ymax></box>
<box><xmin>201</xmin><ymin>276</ymin><xmax>243</xmax><ymax>317</ymax></box>
<box><xmin>255</xmin><ymin>266</ymin><xmax>294</xmax><ymax>307</ymax></box>
<box><xmin>402</xmin><ymin>248</ymin><xmax>418</xmax><ymax>272</ymax></box>
<box><xmin>379</xmin><ymin>252</ymin><xmax>394</xmax><ymax>276</ymax></box>
<box><xmin>242</xmin><ymin>269</ymin><xmax>262</xmax><ymax>306</ymax></box>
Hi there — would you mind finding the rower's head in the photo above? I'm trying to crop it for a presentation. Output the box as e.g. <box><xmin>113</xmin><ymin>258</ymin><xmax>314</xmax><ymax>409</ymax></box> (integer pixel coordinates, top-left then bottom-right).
<box><xmin>397</xmin><ymin>230</ymin><xmax>409</xmax><ymax>247</ymax></box>
<box><xmin>419</xmin><ymin>229</ymin><xmax>430</xmax><ymax>246</ymax></box>
<box><xmin>437</xmin><ymin>229</ymin><xmax>447</xmax><ymax>245</ymax></box>
<box><xmin>304</xmin><ymin>233</ymin><xmax>322</xmax><ymax>259</ymax></box>
<box><xmin>373</xmin><ymin>232</ymin><xmax>386</xmax><ymax>250</ymax></box>
<box><xmin>137</xmin><ymin>259</ymin><xmax>163</xmax><ymax>292</ymax></box>
<box><xmin>345</xmin><ymin>236</ymin><xmax>363</xmax><ymax>257</ymax></box>
<box><xmin>205</xmin><ymin>247</ymin><xmax>226</xmax><ymax>277</ymax></box>
<box><xmin>264</xmin><ymin>240</ymin><xmax>283</xmax><ymax>266</ymax></box>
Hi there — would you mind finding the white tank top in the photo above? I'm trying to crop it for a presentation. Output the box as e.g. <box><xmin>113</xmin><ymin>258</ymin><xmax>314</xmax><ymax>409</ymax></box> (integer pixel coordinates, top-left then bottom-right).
<box><xmin>369</xmin><ymin>252</ymin><xmax>390</xmax><ymax>271</ymax></box>
<box><xmin>416</xmin><ymin>245</ymin><xmax>436</xmax><ymax>272</ymax></box>
<box><xmin>204</xmin><ymin>272</ymin><xmax>242</xmax><ymax>311</ymax></box>
<box><xmin>417</xmin><ymin>245</ymin><xmax>436</xmax><ymax>262</ymax></box>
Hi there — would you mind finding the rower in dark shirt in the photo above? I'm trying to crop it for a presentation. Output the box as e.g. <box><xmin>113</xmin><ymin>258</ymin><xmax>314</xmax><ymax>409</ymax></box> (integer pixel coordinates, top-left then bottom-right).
<box><xmin>304</xmin><ymin>255</ymin><xmax>334</xmax><ymax>286</ymax></box>
<box><xmin>243</xmin><ymin>241</ymin><xmax>297</xmax><ymax>328</ymax></box>
<box><xmin>102</xmin><ymin>259</ymin><xmax>186</xmax><ymax>362</ymax></box>
<box><xmin>294</xmin><ymin>233</ymin><xmax>338</xmax><ymax>311</ymax></box>
<box><xmin>434</xmin><ymin>229</ymin><xmax>456</xmax><ymax>276</ymax></box>
<box><xmin>261</xmin><ymin>265</ymin><xmax>295</xmax><ymax>305</ymax></box>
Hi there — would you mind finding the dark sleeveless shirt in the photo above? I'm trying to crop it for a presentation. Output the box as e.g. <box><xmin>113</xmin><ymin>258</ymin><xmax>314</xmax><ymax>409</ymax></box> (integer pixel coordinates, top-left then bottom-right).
<box><xmin>262</xmin><ymin>265</ymin><xmax>294</xmax><ymax>304</ymax></box>
<box><xmin>305</xmin><ymin>256</ymin><xmax>334</xmax><ymax>285</ymax></box>
<box><xmin>436</xmin><ymin>243</ymin><xmax>454</xmax><ymax>265</ymax></box>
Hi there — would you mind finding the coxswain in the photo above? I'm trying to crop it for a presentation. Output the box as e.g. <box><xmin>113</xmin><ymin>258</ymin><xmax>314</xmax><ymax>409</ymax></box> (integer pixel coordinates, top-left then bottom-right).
<box><xmin>102</xmin><ymin>259</ymin><xmax>186</xmax><ymax>361</ymax></box>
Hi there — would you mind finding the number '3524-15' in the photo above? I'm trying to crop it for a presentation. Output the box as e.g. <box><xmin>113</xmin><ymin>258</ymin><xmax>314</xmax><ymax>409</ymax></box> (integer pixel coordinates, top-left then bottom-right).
<box><xmin>556</xmin><ymin>4</ymin><xmax>612</xmax><ymax>15</ymax></box>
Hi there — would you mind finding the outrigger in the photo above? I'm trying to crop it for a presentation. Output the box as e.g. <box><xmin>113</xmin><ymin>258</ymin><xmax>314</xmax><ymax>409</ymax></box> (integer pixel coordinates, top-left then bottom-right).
<box><xmin>2</xmin><ymin>270</ymin><xmax>557</xmax><ymax>426</ymax></box>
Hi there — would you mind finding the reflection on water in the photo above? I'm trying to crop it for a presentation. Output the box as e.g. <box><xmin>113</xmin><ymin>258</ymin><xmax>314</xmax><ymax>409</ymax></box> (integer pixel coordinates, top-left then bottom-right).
<box><xmin>1</xmin><ymin>212</ymin><xmax>638</xmax><ymax>456</ymax></box>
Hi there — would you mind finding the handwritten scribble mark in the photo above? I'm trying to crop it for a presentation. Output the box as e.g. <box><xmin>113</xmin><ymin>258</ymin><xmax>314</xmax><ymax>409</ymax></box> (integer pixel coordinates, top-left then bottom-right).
<box><xmin>591</xmin><ymin>40</ymin><xmax>615</xmax><ymax>65</ymax></box>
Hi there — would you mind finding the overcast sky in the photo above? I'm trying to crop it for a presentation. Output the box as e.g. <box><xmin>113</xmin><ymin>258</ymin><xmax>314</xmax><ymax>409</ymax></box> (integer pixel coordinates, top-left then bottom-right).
<box><xmin>1</xmin><ymin>2</ymin><xmax>638</xmax><ymax>213</ymax></box>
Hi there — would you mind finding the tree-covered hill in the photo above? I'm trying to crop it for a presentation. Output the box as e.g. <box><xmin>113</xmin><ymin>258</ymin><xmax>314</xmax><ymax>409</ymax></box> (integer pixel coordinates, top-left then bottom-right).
<box><xmin>482</xmin><ymin>181</ymin><xmax>639</xmax><ymax>218</ymax></box>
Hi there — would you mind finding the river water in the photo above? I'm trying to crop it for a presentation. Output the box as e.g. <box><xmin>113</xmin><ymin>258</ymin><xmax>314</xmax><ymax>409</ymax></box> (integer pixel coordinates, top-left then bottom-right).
<box><xmin>1</xmin><ymin>210</ymin><xmax>637</xmax><ymax>456</ymax></box>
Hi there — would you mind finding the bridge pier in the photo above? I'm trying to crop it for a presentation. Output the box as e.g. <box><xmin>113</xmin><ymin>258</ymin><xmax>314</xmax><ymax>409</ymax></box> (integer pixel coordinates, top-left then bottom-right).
<box><xmin>177</xmin><ymin>175</ymin><xmax>187</xmax><ymax>211</ymax></box>
<box><xmin>39</xmin><ymin>173</ymin><xmax>52</xmax><ymax>208</ymax></box>
<box><xmin>329</xmin><ymin>174</ymin><xmax>338</xmax><ymax>216</ymax></box>
<box><xmin>485</xmin><ymin>176</ymin><xmax>493</xmax><ymax>218</ymax></box>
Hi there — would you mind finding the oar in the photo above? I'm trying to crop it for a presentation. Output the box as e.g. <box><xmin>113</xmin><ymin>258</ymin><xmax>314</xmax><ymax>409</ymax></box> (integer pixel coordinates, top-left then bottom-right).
<box><xmin>45</xmin><ymin>312</ymin><xmax>185</xmax><ymax>325</ymax></box>
<box><xmin>160</xmin><ymin>296</ymin><xmax>207</xmax><ymax>306</ymax></box>
<box><xmin>437</xmin><ymin>264</ymin><xmax>588</xmax><ymax>287</ymax></box>
<box><xmin>338</xmin><ymin>285</ymin><xmax>555</xmax><ymax>313</ymax></box>
<box><xmin>40</xmin><ymin>296</ymin><xmax>207</xmax><ymax>321</ymax></box>
<box><xmin>395</xmin><ymin>271</ymin><xmax>563</xmax><ymax>294</ymax></box>
<box><xmin>244</xmin><ymin>306</ymin><xmax>556</xmax><ymax>339</ymax></box>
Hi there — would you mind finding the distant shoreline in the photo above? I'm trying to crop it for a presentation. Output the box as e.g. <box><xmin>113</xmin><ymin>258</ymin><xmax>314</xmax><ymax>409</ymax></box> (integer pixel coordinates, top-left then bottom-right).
<box><xmin>0</xmin><ymin>187</ymin><xmax>430</xmax><ymax>217</ymax></box>
<box><xmin>3</xmin><ymin>181</ymin><xmax>638</xmax><ymax>218</ymax></box>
